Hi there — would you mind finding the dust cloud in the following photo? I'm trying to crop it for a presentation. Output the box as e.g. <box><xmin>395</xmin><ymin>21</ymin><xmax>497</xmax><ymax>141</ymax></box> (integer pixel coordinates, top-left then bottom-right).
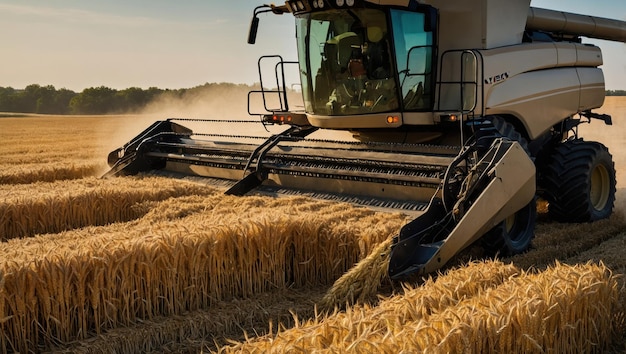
<box><xmin>105</xmin><ymin>82</ymin><xmax>353</xmax><ymax>153</ymax></box>
<box><xmin>103</xmin><ymin>83</ymin><xmax>299</xmax><ymax>154</ymax></box>
<box><xmin>141</xmin><ymin>84</ymin><xmax>257</xmax><ymax>119</ymax></box>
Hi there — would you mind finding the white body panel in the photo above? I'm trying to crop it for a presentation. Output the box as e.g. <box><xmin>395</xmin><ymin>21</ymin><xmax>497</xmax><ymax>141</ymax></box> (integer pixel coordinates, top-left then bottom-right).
<box><xmin>479</xmin><ymin>43</ymin><xmax>605</xmax><ymax>139</ymax></box>
<box><xmin>420</xmin><ymin>0</ymin><xmax>531</xmax><ymax>51</ymax></box>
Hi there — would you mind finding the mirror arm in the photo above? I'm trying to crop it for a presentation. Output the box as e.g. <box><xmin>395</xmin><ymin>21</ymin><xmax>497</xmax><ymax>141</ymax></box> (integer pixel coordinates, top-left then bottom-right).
<box><xmin>248</xmin><ymin>5</ymin><xmax>287</xmax><ymax>45</ymax></box>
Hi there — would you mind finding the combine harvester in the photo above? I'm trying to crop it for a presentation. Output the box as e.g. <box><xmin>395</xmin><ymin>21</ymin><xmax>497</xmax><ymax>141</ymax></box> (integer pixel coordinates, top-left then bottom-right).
<box><xmin>105</xmin><ymin>0</ymin><xmax>626</xmax><ymax>279</ymax></box>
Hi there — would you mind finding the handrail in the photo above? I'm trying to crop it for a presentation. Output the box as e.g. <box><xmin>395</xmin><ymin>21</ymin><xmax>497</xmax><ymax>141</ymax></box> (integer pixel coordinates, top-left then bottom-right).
<box><xmin>248</xmin><ymin>55</ymin><xmax>300</xmax><ymax>116</ymax></box>
<box><xmin>435</xmin><ymin>49</ymin><xmax>484</xmax><ymax>115</ymax></box>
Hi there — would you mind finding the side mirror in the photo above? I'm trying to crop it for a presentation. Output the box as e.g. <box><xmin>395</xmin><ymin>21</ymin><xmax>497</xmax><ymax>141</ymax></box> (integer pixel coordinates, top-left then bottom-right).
<box><xmin>248</xmin><ymin>17</ymin><xmax>260</xmax><ymax>44</ymax></box>
<box><xmin>249</xmin><ymin>5</ymin><xmax>280</xmax><ymax>45</ymax></box>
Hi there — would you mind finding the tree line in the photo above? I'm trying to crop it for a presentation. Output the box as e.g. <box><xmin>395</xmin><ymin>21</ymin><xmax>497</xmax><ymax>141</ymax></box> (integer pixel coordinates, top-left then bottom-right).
<box><xmin>0</xmin><ymin>83</ymin><xmax>259</xmax><ymax>115</ymax></box>
<box><xmin>0</xmin><ymin>84</ymin><xmax>624</xmax><ymax>115</ymax></box>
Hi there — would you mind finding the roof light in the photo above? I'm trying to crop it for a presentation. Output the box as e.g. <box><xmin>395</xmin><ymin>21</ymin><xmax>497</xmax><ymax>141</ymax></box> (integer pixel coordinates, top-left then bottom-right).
<box><xmin>318</xmin><ymin>0</ymin><xmax>324</xmax><ymax>8</ymax></box>
<box><xmin>336</xmin><ymin>0</ymin><xmax>345</xmax><ymax>6</ymax></box>
<box><xmin>346</xmin><ymin>0</ymin><xmax>354</xmax><ymax>5</ymax></box>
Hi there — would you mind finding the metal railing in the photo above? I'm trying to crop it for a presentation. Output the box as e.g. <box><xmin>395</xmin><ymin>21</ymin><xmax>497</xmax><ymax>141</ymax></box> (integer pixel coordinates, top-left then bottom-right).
<box><xmin>247</xmin><ymin>55</ymin><xmax>300</xmax><ymax>116</ymax></box>
<box><xmin>435</xmin><ymin>49</ymin><xmax>483</xmax><ymax>116</ymax></box>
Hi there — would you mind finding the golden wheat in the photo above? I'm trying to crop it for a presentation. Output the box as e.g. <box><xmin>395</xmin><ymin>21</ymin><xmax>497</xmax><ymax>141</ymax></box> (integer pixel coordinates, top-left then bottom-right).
<box><xmin>0</xmin><ymin>193</ymin><xmax>404</xmax><ymax>352</ymax></box>
<box><xmin>2</xmin><ymin>110</ymin><xmax>625</xmax><ymax>353</ymax></box>
<box><xmin>219</xmin><ymin>262</ymin><xmax>618</xmax><ymax>353</ymax></box>
<box><xmin>0</xmin><ymin>162</ymin><xmax>101</xmax><ymax>184</ymax></box>
<box><xmin>219</xmin><ymin>260</ymin><xmax>520</xmax><ymax>353</ymax></box>
<box><xmin>0</xmin><ymin>114</ymin><xmax>150</xmax><ymax>186</ymax></box>
<box><xmin>0</xmin><ymin>176</ymin><xmax>219</xmax><ymax>240</ymax></box>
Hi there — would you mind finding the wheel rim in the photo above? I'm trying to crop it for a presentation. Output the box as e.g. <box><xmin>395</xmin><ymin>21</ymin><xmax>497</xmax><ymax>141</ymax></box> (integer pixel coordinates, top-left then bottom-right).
<box><xmin>505</xmin><ymin>203</ymin><xmax>533</xmax><ymax>245</ymax></box>
<box><xmin>590</xmin><ymin>164</ymin><xmax>610</xmax><ymax>211</ymax></box>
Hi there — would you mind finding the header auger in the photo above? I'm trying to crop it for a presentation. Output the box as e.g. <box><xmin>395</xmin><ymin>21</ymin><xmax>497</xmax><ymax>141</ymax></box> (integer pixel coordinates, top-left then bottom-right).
<box><xmin>105</xmin><ymin>0</ymin><xmax>626</xmax><ymax>279</ymax></box>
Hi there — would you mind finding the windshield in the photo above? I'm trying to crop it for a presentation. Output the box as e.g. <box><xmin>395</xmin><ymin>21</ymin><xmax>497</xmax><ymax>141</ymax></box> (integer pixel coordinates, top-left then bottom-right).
<box><xmin>296</xmin><ymin>8</ymin><xmax>398</xmax><ymax>116</ymax></box>
<box><xmin>390</xmin><ymin>9</ymin><xmax>434</xmax><ymax>111</ymax></box>
<box><xmin>295</xmin><ymin>8</ymin><xmax>435</xmax><ymax>116</ymax></box>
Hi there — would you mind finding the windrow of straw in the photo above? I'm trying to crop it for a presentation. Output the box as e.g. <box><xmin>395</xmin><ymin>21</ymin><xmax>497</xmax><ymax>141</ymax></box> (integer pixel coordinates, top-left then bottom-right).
<box><xmin>419</xmin><ymin>262</ymin><xmax>618</xmax><ymax>353</ymax></box>
<box><xmin>0</xmin><ymin>194</ymin><xmax>405</xmax><ymax>353</ymax></box>
<box><xmin>219</xmin><ymin>260</ymin><xmax>519</xmax><ymax>353</ymax></box>
<box><xmin>0</xmin><ymin>176</ymin><xmax>218</xmax><ymax>240</ymax></box>
<box><xmin>318</xmin><ymin>236</ymin><xmax>394</xmax><ymax>308</ymax></box>
<box><xmin>219</xmin><ymin>262</ymin><xmax>618</xmax><ymax>353</ymax></box>
<box><xmin>0</xmin><ymin>161</ymin><xmax>101</xmax><ymax>184</ymax></box>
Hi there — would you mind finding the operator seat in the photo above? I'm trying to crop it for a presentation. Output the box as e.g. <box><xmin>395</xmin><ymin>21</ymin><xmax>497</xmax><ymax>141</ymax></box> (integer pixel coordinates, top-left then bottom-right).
<box><xmin>325</xmin><ymin>32</ymin><xmax>360</xmax><ymax>75</ymax></box>
<box><xmin>365</xmin><ymin>26</ymin><xmax>390</xmax><ymax>79</ymax></box>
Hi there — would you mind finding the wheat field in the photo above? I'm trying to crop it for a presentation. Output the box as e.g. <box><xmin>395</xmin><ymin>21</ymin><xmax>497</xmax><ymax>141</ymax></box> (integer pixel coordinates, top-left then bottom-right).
<box><xmin>1</xmin><ymin>99</ymin><xmax>625</xmax><ymax>353</ymax></box>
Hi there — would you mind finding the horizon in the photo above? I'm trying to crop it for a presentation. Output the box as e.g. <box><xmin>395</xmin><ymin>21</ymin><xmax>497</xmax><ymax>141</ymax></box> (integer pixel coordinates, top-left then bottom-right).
<box><xmin>3</xmin><ymin>83</ymin><xmax>626</xmax><ymax>94</ymax></box>
<box><xmin>1</xmin><ymin>0</ymin><xmax>625</xmax><ymax>91</ymax></box>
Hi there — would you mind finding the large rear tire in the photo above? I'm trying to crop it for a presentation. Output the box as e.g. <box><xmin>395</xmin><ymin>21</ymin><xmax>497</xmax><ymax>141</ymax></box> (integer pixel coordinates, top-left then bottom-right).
<box><xmin>544</xmin><ymin>139</ymin><xmax>616</xmax><ymax>222</ymax></box>
<box><xmin>481</xmin><ymin>116</ymin><xmax>536</xmax><ymax>256</ymax></box>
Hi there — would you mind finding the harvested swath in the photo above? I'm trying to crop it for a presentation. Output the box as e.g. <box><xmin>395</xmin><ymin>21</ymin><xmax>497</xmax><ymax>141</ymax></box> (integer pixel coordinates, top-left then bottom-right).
<box><xmin>0</xmin><ymin>148</ymin><xmax>105</xmax><ymax>165</ymax></box>
<box><xmin>218</xmin><ymin>262</ymin><xmax>618</xmax><ymax>353</ymax></box>
<box><xmin>0</xmin><ymin>176</ymin><xmax>218</xmax><ymax>240</ymax></box>
<box><xmin>139</xmin><ymin>194</ymin><xmax>218</xmax><ymax>222</ymax></box>
<box><xmin>508</xmin><ymin>213</ymin><xmax>626</xmax><ymax>270</ymax></box>
<box><xmin>0</xmin><ymin>161</ymin><xmax>102</xmax><ymax>184</ymax></box>
<box><xmin>0</xmin><ymin>195</ymin><xmax>404</xmax><ymax>262</ymax></box>
<box><xmin>0</xmin><ymin>194</ymin><xmax>405</xmax><ymax>353</ymax></box>
<box><xmin>53</xmin><ymin>288</ymin><xmax>326</xmax><ymax>354</ymax></box>
<box><xmin>218</xmin><ymin>260</ymin><xmax>519</xmax><ymax>353</ymax></box>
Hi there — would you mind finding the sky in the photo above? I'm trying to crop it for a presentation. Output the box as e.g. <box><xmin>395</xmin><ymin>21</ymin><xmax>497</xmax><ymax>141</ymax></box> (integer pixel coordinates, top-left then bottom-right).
<box><xmin>0</xmin><ymin>0</ymin><xmax>624</xmax><ymax>91</ymax></box>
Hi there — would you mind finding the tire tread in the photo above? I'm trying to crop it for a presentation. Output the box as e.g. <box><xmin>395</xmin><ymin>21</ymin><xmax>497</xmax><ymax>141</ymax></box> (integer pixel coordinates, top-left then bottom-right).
<box><xmin>543</xmin><ymin>139</ymin><xmax>616</xmax><ymax>222</ymax></box>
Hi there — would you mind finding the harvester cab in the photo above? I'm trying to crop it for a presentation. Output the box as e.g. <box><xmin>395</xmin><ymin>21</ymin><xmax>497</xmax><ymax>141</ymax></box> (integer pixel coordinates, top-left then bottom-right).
<box><xmin>105</xmin><ymin>0</ymin><xmax>626</xmax><ymax>280</ymax></box>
